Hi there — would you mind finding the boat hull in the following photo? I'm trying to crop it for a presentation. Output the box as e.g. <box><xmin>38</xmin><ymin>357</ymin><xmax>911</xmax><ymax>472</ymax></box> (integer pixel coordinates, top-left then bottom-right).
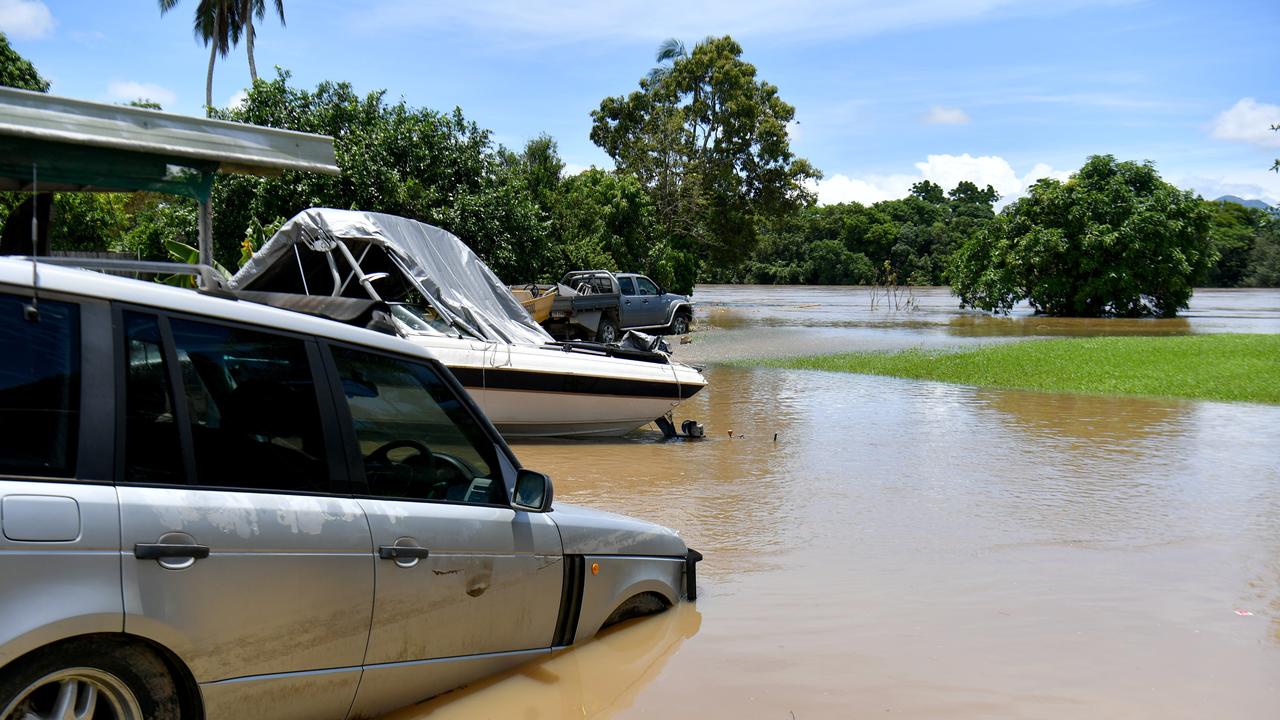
<box><xmin>403</xmin><ymin>335</ymin><xmax>706</xmax><ymax>438</ymax></box>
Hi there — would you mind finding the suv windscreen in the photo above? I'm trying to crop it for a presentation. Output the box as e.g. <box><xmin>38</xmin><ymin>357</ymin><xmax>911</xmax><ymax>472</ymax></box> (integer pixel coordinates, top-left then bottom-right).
<box><xmin>0</xmin><ymin>293</ymin><xmax>79</xmax><ymax>477</ymax></box>
<box><xmin>331</xmin><ymin>346</ymin><xmax>503</xmax><ymax>505</ymax></box>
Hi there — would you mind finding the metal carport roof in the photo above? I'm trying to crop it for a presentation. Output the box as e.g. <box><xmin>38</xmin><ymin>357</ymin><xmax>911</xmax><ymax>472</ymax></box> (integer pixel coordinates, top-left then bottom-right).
<box><xmin>0</xmin><ymin>86</ymin><xmax>339</xmax><ymax>267</ymax></box>
<box><xmin>0</xmin><ymin>86</ymin><xmax>338</xmax><ymax>200</ymax></box>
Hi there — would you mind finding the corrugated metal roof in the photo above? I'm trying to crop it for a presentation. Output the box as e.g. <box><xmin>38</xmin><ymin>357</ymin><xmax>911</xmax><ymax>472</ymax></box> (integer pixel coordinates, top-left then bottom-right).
<box><xmin>0</xmin><ymin>86</ymin><xmax>339</xmax><ymax>189</ymax></box>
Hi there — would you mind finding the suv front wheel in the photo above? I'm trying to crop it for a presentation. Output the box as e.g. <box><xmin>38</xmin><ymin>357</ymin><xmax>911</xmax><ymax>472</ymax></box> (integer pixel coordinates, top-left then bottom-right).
<box><xmin>0</xmin><ymin>638</ymin><xmax>181</xmax><ymax>720</ymax></box>
<box><xmin>668</xmin><ymin>312</ymin><xmax>691</xmax><ymax>335</ymax></box>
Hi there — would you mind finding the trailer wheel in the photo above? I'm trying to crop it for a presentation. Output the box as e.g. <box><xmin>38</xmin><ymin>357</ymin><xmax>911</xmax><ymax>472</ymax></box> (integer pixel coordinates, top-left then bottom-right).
<box><xmin>596</xmin><ymin>316</ymin><xmax>620</xmax><ymax>344</ymax></box>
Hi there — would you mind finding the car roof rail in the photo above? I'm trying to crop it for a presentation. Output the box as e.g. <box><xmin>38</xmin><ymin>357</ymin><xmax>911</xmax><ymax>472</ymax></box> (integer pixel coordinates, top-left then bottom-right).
<box><xmin>30</xmin><ymin>256</ymin><xmax>233</xmax><ymax>297</ymax></box>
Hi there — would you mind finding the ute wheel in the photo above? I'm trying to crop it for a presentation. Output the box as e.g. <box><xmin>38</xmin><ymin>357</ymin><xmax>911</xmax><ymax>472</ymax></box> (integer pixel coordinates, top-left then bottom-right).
<box><xmin>596</xmin><ymin>316</ymin><xmax>620</xmax><ymax>344</ymax></box>
<box><xmin>0</xmin><ymin>638</ymin><xmax>180</xmax><ymax>720</ymax></box>
<box><xmin>669</xmin><ymin>313</ymin><xmax>690</xmax><ymax>335</ymax></box>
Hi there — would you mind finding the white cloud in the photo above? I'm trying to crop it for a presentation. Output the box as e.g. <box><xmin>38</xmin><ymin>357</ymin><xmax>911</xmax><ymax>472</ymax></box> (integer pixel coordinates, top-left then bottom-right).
<box><xmin>808</xmin><ymin>173</ymin><xmax>916</xmax><ymax>205</ymax></box>
<box><xmin>107</xmin><ymin>81</ymin><xmax>177</xmax><ymax>109</ymax></box>
<box><xmin>356</xmin><ymin>0</ymin><xmax>1124</xmax><ymax>44</ymax></box>
<box><xmin>814</xmin><ymin>154</ymin><xmax>1071</xmax><ymax>207</ymax></box>
<box><xmin>227</xmin><ymin>89</ymin><xmax>249</xmax><ymax>109</ymax></box>
<box><xmin>1175</xmin><ymin>169</ymin><xmax>1280</xmax><ymax>206</ymax></box>
<box><xmin>923</xmin><ymin>106</ymin><xmax>970</xmax><ymax>125</ymax></box>
<box><xmin>0</xmin><ymin>0</ymin><xmax>54</xmax><ymax>39</ymax></box>
<box><xmin>1209</xmin><ymin>98</ymin><xmax>1280</xmax><ymax>149</ymax></box>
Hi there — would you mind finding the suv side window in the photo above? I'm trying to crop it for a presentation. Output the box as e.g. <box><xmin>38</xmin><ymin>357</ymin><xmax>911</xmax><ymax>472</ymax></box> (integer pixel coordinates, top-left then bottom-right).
<box><xmin>167</xmin><ymin>317</ymin><xmax>331</xmax><ymax>493</ymax></box>
<box><xmin>330</xmin><ymin>345</ymin><xmax>504</xmax><ymax>505</ymax></box>
<box><xmin>0</xmin><ymin>293</ymin><xmax>79</xmax><ymax>477</ymax></box>
<box><xmin>636</xmin><ymin>277</ymin><xmax>659</xmax><ymax>296</ymax></box>
<box><xmin>123</xmin><ymin>312</ymin><xmax>183</xmax><ymax>484</ymax></box>
<box><xmin>618</xmin><ymin>276</ymin><xmax>636</xmax><ymax>295</ymax></box>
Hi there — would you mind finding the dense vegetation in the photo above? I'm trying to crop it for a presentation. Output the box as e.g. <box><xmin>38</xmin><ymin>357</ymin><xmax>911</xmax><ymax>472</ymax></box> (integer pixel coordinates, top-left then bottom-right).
<box><xmin>949</xmin><ymin>156</ymin><xmax>1215</xmax><ymax>318</ymax></box>
<box><xmin>750</xmin><ymin>335</ymin><xmax>1280</xmax><ymax>404</ymax></box>
<box><xmin>711</xmin><ymin>179</ymin><xmax>998</xmax><ymax>286</ymax></box>
<box><xmin>1</xmin><ymin>32</ymin><xmax>1277</xmax><ymax>308</ymax></box>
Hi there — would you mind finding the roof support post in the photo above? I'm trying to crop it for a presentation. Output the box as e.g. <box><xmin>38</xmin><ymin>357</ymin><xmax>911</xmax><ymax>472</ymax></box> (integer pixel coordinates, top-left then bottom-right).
<box><xmin>198</xmin><ymin>198</ymin><xmax>212</xmax><ymax>286</ymax></box>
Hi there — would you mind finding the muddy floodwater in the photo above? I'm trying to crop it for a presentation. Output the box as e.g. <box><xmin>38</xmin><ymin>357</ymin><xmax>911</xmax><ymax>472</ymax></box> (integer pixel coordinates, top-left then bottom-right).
<box><xmin>384</xmin><ymin>286</ymin><xmax>1280</xmax><ymax>719</ymax></box>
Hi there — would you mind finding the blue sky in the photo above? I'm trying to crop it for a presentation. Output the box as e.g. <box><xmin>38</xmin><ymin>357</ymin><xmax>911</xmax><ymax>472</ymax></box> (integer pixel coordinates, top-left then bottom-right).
<box><xmin>4</xmin><ymin>0</ymin><xmax>1278</xmax><ymax>205</ymax></box>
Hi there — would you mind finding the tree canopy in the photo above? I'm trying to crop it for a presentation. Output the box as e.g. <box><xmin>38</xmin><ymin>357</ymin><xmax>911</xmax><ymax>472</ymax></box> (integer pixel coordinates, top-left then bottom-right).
<box><xmin>210</xmin><ymin>71</ymin><xmax>548</xmax><ymax>281</ymax></box>
<box><xmin>590</xmin><ymin>36</ymin><xmax>818</xmax><ymax>274</ymax></box>
<box><xmin>949</xmin><ymin>155</ymin><xmax>1215</xmax><ymax>317</ymax></box>
<box><xmin>0</xmin><ymin>32</ymin><xmax>49</xmax><ymax>92</ymax></box>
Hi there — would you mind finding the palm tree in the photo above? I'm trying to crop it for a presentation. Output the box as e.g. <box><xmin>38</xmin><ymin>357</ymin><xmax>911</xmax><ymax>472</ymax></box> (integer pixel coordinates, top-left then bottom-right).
<box><xmin>241</xmin><ymin>0</ymin><xmax>285</xmax><ymax>83</ymax></box>
<box><xmin>647</xmin><ymin>38</ymin><xmax>686</xmax><ymax>84</ymax></box>
<box><xmin>158</xmin><ymin>0</ymin><xmax>242</xmax><ymax>114</ymax></box>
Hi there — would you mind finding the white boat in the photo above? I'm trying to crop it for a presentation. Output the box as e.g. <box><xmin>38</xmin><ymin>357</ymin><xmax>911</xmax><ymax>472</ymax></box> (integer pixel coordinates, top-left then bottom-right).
<box><xmin>230</xmin><ymin>209</ymin><xmax>707</xmax><ymax>437</ymax></box>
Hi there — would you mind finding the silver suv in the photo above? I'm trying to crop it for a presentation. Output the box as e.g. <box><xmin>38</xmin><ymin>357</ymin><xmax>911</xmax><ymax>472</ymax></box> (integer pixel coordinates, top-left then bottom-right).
<box><xmin>0</xmin><ymin>258</ymin><xmax>699</xmax><ymax>720</ymax></box>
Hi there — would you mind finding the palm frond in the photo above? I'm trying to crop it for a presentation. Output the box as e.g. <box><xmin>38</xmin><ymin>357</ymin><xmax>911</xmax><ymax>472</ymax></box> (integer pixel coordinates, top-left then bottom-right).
<box><xmin>655</xmin><ymin>38</ymin><xmax>686</xmax><ymax>64</ymax></box>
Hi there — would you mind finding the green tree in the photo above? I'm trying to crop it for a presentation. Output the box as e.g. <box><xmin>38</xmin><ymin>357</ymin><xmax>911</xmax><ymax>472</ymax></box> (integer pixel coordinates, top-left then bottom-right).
<box><xmin>158</xmin><ymin>0</ymin><xmax>243</xmax><ymax>112</ymax></box>
<box><xmin>591</xmin><ymin>36</ymin><xmax>818</xmax><ymax>276</ymax></box>
<box><xmin>209</xmin><ymin>71</ymin><xmax>548</xmax><ymax>280</ymax></box>
<box><xmin>1243</xmin><ymin>219</ymin><xmax>1280</xmax><ymax>287</ymax></box>
<box><xmin>949</xmin><ymin>155</ymin><xmax>1214</xmax><ymax>317</ymax></box>
<box><xmin>503</xmin><ymin>134</ymin><xmax>564</xmax><ymax>216</ymax></box>
<box><xmin>0</xmin><ymin>32</ymin><xmax>49</xmax><ymax>92</ymax></box>
<box><xmin>241</xmin><ymin>0</ymin><xmax>285</xmax><ymax>83</ymax></box>
<box><xmin>1203</xmin><ymin>199</ymin><xmax>1267</xmax><ymax>286</ymax></box>
<box><xmin>550</xmin><ymin>169</ymin><xmax>662</xmax><ymax>280</ymax></box>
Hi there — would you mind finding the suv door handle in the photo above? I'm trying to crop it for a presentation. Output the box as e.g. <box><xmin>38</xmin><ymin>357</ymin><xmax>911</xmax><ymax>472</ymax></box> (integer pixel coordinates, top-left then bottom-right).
<box><xmin>134</xmin><ymin>543</ymin><xmax>210</xmax><ymax>560</ymax></box>
<box><xmin>379</xmin><ymin>545</ymin><xmax>430</xmax><ymax>560</ymax></box>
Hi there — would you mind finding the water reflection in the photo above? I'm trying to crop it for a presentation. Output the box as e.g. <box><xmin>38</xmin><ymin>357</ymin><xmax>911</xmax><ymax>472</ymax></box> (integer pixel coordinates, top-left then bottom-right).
<box><xmin>946</xmin><ymin>314</ymin><xmax>1193</xmax><ymax>337</ymax></box>
<box><xmin>684</xmin><ymin>285</ymin><xmax>1280</xmax><ymax>364</ymax></box>
<box><xmin>379</xmin><ymin>287</ymin><xmax>1280</xmax><ymax>719</ymax></box>
<box><xmin>381</xmin><ymin>603</ymin><xmax>701</xmax><ymax>720</ymax></box>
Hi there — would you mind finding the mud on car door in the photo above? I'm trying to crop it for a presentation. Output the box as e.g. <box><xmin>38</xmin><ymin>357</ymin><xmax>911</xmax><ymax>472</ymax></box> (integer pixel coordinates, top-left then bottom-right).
<box><xmin>113</xmin><ymin>309</ymin><xmax>374</xmax><ymax>720</ymax></box>
<box><xmin>323</xmin><ymin>344</ymin><xmax>564</xmax><ymax>719</ymax></box>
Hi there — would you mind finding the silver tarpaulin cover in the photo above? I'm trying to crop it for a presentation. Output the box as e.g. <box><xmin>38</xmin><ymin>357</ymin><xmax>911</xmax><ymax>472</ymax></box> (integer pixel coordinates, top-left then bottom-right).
<box><xmin>230</xmin><ymin>208</ymin><xmax>554</xmax><ymax>346</ymax></box>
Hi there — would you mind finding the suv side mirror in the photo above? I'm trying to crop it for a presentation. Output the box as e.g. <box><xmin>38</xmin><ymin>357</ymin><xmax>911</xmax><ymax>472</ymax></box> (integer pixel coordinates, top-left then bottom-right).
<box><xmin>513</xmin><ymin>469</ymin><xmax>554</xmax><ymax>512</ymax></box>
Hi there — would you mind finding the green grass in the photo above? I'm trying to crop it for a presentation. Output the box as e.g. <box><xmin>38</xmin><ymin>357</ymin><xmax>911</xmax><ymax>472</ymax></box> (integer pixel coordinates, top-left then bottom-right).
<box><xmin>747</xmin><ymin>334</ymin><xmax>1280</xmax><ymax>404</ymax></box>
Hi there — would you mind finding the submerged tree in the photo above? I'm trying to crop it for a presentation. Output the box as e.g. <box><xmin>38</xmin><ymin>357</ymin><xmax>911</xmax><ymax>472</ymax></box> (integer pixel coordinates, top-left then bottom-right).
<box><xmin>949</xmin><ymin>155</ymin><xmax>1214</xmax><ymax>318</ymax></box>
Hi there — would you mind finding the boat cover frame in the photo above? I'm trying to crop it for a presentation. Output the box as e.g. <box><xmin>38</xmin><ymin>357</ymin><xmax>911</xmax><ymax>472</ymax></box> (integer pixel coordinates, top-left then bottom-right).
<box><xmin>231</xmin><ymin>208</ymin><xmax>555</xmax><ymax>346</ymax></box>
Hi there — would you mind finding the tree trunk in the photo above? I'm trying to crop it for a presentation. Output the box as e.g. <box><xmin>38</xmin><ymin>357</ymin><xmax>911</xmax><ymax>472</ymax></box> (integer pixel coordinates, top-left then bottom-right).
<box><xmin>246</xmin><ymin>12</ymin><xmax>257</xmax><ymax>83</ymax></box>
<box><xmin>205</xmin><ymin>23</ymin><xmax>217</xmax><ymax>115</ymax></box>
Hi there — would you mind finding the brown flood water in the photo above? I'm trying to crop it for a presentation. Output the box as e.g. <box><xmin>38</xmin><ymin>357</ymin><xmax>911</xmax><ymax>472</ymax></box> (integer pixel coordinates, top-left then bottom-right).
<box><xmin>385</xmin><ymin>286</ymin><xmax>1280</xmax><ymax>719</ymax></box>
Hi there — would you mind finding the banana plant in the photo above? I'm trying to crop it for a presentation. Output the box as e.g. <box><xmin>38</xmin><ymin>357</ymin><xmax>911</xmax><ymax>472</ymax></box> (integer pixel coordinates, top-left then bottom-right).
<box><xmin>162</xmin><ymin>238</ymin><xmax>232</xmax><ymax>287</ymax></box>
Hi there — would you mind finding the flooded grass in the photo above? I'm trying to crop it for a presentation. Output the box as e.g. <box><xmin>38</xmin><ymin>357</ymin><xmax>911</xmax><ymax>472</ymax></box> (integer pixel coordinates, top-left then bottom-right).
<box><xmin>746</xmin><ymin>333</ymin><xmax>1280</xmax><ymax>404</ymax></box>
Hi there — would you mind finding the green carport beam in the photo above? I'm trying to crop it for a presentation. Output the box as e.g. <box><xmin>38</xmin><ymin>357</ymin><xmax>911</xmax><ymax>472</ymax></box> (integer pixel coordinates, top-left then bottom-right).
<box><xmin>0</xmin><ymin>86</ymin><xmax>338</xmax><ymax>269</ymax></box>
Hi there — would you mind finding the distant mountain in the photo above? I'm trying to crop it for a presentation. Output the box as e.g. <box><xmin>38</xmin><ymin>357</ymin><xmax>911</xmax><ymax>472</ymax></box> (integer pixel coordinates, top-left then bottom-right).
<box><xmin>1214</xmin><ymin>195</ymin><xmax>1275</xmax><ymax>211</ymax></box>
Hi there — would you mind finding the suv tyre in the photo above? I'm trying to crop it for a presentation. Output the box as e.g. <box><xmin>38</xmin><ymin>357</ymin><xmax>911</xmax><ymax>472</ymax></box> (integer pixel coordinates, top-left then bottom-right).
<box><xmin>0</xmin><ymin>638</ymin><xmax>181</xmax><ymax>720</ymax></box>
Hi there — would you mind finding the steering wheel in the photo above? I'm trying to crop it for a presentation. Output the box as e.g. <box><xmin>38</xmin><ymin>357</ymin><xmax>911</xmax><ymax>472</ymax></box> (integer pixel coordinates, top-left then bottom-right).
<box><xmin>365</xmin><ymin>440</ymin><xmax>435</xmax><ymax>496</ymax></box>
